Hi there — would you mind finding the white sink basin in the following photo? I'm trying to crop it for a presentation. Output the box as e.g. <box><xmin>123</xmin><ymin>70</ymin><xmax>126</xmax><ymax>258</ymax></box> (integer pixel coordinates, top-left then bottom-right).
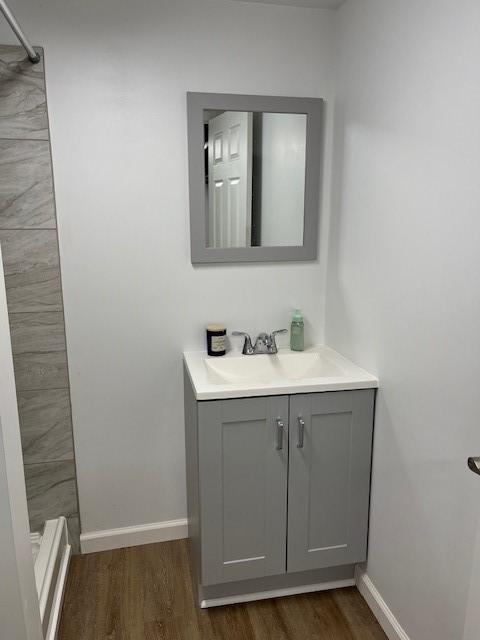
<box><xmin>205</xmin><ymin>351</ymin><xmax>343</xmax><ymax>384</ymax></box>
<box><xmin>184</xmin><ymin>346</ymin><xmax>378</xmax><ymax>400</ymax></box>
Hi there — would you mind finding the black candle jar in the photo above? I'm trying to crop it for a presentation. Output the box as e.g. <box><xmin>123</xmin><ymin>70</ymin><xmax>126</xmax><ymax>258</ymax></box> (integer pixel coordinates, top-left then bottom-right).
<box><xmin>206</xmin><ymin>324</ymin><xmax>226</xmax><ymax>357</ymax></box>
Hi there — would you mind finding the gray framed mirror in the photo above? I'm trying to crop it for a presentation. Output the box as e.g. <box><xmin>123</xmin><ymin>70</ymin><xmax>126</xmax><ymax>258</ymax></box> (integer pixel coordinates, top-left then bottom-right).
<box><xmin>187</xmin><ymin>92</ymin><xmax>323</xmax><ymax>264</ymax></box>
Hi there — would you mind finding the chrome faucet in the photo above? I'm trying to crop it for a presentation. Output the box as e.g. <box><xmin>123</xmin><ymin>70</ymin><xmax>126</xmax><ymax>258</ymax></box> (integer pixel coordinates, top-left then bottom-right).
<box><xmin>232</xmin><ymin>330</ymin><xmax>288</xmax><ymax>355</ymax></box>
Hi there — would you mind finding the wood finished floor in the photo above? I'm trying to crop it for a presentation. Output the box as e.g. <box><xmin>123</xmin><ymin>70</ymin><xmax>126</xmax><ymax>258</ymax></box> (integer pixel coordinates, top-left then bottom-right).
<box><xmin>58</xmin><ymin>539</ymin><xmax>387</xmax><ymax>640</ymax></box>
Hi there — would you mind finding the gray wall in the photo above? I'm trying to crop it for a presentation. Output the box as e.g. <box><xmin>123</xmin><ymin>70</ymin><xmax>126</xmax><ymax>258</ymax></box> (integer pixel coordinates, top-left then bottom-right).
<box><xmin>326</xmin><ymin>1</ymin><xmax>480</xmax><ymax>638</ymax></box>
<box><xmin>0</xmin><ymin>45</ymin><xmax>79</xmax><ymax>552</ymax></box>
<box><xmin>0</xmin><ymin>0</ymin><xmax>334</xmax><ymax>537</ymax></box>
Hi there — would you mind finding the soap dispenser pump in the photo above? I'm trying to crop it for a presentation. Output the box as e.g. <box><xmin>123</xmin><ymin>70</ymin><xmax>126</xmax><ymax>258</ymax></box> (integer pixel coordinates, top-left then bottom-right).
<box><xmin>290</xmin><ymin>309</ymin><xmax>304</xmax><ymax>351</ymax></box>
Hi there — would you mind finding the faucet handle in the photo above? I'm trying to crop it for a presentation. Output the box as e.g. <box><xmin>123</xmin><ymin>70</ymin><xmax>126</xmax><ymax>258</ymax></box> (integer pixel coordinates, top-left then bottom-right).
<box><xmin>271</xmin><ymin>329</ymin><xmax>288</xmax><ymax>350</ymax></box>
<box><xmin>232</xmin><ymin>331</ymin><xmax>254</xmax><ymax>355</ymax></box>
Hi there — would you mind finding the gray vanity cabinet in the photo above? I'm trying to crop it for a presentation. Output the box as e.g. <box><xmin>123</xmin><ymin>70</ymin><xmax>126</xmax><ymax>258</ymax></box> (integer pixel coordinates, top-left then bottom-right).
<box><xmin>185</xmin><ymin>374</ymin><xmax>375</xmax><ymax>596</ymax></box>
<box><xmin>287</xmin><ymin>391</ymin><xmax>374</xmax><ymax>573</ymax></box>
<box><xmin>197</xmin><ymin>396</ymin><xmax>289</xmax><ymax>585</ymax></box>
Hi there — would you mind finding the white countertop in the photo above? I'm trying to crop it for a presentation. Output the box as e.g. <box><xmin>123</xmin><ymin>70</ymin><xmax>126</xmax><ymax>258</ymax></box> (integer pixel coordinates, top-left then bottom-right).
<box><xmin>183</xmin><ymin>345</ymin><xmax>378</xmax><ymax>400</ymax></box>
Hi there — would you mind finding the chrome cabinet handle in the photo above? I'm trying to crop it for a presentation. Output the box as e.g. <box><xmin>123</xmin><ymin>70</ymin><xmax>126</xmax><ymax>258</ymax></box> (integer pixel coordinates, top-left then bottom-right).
<box><xmin>468</xmin><ymin>457</ymin><xmax>480</xmax><ymax>476</ymax></box>
<box><xmin>297</xmin><ymin>417</ymin><xmax>305</xmax><ymax>448</ymax></box>
<box><xmin>275</xmin><ymin>418</ymin><xmax>285</xmax><ymax>450</ymax></box>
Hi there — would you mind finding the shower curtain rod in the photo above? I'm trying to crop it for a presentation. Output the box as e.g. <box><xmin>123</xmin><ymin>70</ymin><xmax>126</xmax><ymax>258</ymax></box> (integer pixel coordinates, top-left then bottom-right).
<box><xmin>0</xmin><ymin>0</ymin><xmax>39</xmax><ymax>63</ymax></box>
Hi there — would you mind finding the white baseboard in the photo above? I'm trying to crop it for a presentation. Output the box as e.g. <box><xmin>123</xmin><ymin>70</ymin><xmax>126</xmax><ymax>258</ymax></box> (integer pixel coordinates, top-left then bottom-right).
<box><xmin>355</xmin><ymin>566</ymin><xmax>410</xmax><ymax>640</ymax></box>
<box><xmin>201</xmin><ymin>577</ymin><xmax>355</xmax><ymax>608</ymax></box>
<box><xmin>80</xmin><ymin>518</ymin><xmax>188</xmax><ymax>554</ymax></box>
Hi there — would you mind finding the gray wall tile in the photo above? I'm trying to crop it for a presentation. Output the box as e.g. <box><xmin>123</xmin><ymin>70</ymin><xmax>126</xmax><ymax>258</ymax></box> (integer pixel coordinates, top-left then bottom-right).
<box><xmin>9</xmin><ymin>312</ymin><xmax>66</xmax><ymax>354</ymax></box>
<box><xmin>24</xmin><ymin>461</ymin><xmax>78</xmax><ymax>532</ymax></box>
<box><xmin>0</xmin><ymin>45</ymin><xmax>48</xmax><ymax>140</ymax></box>
<box><xmin>3</xmin><ymin>267</ymin><xmax>62</xmax><ymax>313</ymax></box>
<box><xmin>13</xmin><ymin>351</ymin><xmax>69</xmax><ymax>391</ymax></box>
<box><xmin>1</xmin><ymin>44</ymin><xmax>80</xmax><ymax>541</ymax></box>
<box><xmin>67</xmin><ymin>516</ymin><xmax>80</xmax><ymax>555</ymax></box>
<box><xmin>0</xmin><ymin>230</ymin><xmax>62</xmax><ymax>312</ymax></box>
<box><xmin>18</xmin><ymin>389</ymin><xmax>74</xmax><ymax>464</ymax></box>
<box><xmin>0</xmin><ymin>140</ymin><xmax>56</xmax><ymax>229</ymax></box>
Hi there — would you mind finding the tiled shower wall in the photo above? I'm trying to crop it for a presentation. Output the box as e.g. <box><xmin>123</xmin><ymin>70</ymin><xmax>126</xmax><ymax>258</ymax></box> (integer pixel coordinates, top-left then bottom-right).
<box><xmin>0</xmin><ymin>45</ymin><xmax>80</xmax><ymax>552</ymax></box>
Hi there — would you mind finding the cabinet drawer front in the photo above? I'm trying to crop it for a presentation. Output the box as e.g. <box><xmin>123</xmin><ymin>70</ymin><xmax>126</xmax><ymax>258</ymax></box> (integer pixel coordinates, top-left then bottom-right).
<box><xmin>198</xmin><ymin>396</ymin><xmax>289</xmax><ymax>585</ymax></box>
<box><xmin>287</xmin><ymin>390</ymin><xmax>374</xmax><ymax>573</ymax></box>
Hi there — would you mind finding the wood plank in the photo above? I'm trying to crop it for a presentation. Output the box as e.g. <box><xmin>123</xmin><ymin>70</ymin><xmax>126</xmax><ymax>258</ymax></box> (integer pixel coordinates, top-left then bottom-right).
<box><xmin>58</xmin><ymin>539</ymin><xmax>387</xmax><ymax>640</ymax></box>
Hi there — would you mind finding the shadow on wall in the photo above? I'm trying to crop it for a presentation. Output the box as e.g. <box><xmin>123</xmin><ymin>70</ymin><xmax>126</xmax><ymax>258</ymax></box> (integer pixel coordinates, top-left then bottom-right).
<box><xmin>325</xmin><ymin>98</ymin><xmax>351</xmax><ymax>350</ymax></box>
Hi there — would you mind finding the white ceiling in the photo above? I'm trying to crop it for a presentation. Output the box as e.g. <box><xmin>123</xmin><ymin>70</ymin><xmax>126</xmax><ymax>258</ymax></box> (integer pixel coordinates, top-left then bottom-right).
<box><xmin>231</xmin><ymin>0</ymin><xmax>346</xmax><ymax>9</ymax></box>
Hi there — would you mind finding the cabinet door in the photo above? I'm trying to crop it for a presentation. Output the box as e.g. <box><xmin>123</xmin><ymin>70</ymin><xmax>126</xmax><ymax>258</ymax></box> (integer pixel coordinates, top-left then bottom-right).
<box><xmin>287</xmin><ymin>390</ymin><xmax>374</xmax><ymax>573</ymax></box>
<box><xmin>198</xmin><ymin>396</ymin><xmax>288</xmax><ymax>585</ymax></box>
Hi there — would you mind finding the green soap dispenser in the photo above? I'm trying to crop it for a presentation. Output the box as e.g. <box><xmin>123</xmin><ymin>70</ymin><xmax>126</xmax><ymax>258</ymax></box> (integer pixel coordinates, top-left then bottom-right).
<box><xmin>290</xmin><ymin>309</ymin><xmax>304</xmax><ymax>351</ymax></box>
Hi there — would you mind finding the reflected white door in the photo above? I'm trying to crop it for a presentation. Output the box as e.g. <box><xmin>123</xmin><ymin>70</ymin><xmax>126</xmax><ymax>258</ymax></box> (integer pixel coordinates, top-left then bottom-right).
<box><xmin>208</xmin><ymin>111</ymin><xmax>252</xmax><ymax>248</ymax></box>
<box><xmin>464</xmin><ymin>464</ymin><xmax>480</xmax><ymax>640</ymax></box>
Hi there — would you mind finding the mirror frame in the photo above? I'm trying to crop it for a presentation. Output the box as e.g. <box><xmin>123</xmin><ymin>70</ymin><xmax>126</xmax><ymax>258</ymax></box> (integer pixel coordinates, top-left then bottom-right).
<box><xmin>187</xmin><ymin>92</ymin><xmax>323</xmax><ymax>264</ymax></box>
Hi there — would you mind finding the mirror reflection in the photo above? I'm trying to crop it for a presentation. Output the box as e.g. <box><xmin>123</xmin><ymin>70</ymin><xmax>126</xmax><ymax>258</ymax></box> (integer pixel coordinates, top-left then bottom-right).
<box><xmin>204</xmin><ymin>110</ymin><xmax>307</xmax><ymax>248</ymax></box>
